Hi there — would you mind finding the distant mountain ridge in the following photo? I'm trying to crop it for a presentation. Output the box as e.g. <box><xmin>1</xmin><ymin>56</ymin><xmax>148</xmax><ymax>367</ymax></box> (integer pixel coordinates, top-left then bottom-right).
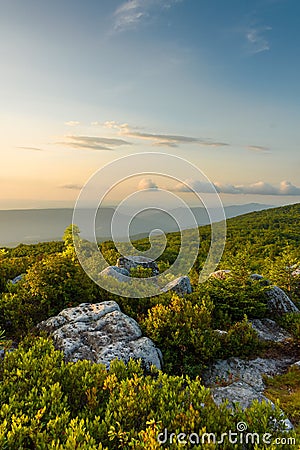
<box><xmin>0</xmin><ymin>203</ymin><xmax>273</xmax><ymax>247</ymax></box>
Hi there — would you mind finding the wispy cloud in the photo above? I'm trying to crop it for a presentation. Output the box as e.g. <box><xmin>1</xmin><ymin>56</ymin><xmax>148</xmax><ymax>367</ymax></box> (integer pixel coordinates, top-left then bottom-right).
<box><xmin>137</xmin><ymin>178</ymin><xmax>158</xmax><ymax>190</ymax></box>
<box><xmin>113</xmin><ymin>0</ymin><xmax>184</xmax><ymax>32</ymax></box>
<box><xmin>103</xmin><ymin>121</ymin><xmax>229</xmax><ymax>148</ymax></box>
<box><xmin>246</xmin><ymin>25</ymin><xmax>271</xmax><ymax>54</ymax></box>
<box><xmin>60</xmin><ymin>183</ymin><xmax>83</xmax><ymax>190</ymax></box>
<box><xmin>65</xmin><ymin>121</ymin><xmax>80</xmax><ymax>127</ymax></box>
<box><xmin>247</xmin><ymin>145</ymin><xmax>271</xmax><ymax>153</ymax></box>
<box><xmin>57</xmin><ymin>135</ymin><xmax>132</xmax><ymax>151</ymax></box>
<box><xmin>17</xmin><ymin>146</ymin><xmax>44</xmax><ymax>152</ymax></box>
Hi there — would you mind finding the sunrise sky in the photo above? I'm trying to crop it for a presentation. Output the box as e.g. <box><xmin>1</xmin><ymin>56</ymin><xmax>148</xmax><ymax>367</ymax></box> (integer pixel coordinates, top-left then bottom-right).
<box><xmin>1</xmin><ymin>0</ymin><xmax>300</xmax><ymax>209</ymax></box>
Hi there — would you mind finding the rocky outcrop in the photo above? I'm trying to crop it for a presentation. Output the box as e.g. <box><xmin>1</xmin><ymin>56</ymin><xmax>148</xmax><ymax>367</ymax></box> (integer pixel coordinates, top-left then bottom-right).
<box><xmin>202</xmin><ymin>356</ymin><xmax>295</xmax><ymax>429</ymax></box>
<box><xmin>266</xmin><ymin>286</ymin><xmax>299</xmax><ymax>315</ymax></box>
<box><xmin>100</xmin><ymin>266</ymin><xmax>130</xmax><ymax>282</ymax></box>
<box><xmin>202</xmin><ymin>357</ymin><xmax>293</xmax><ymax>394</ymax></box>
<box><xmin>117</xmin><ymin>256</ymin><xmax>159</xmax><ymax>276</ymax></box>
<box><xmin>37</xmin><ymin>301</ymin><xmax>162</xmax><ymax>370</ymax></box>
<box><xmin>250</xmin><ymin>318</ymin><xmax>292</xmax><ymax>342</ymax></box>
<box><xmin>161</xmin><ymin>276</ymin><xmax>192</xmax><ymax>296</ymax></box>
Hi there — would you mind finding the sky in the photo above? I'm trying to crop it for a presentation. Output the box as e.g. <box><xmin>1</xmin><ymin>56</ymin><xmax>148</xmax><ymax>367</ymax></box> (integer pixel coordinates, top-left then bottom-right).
<box><xmin>1</xmin><ymin>0</ymin><xmax>300</xmax><ymax>209</ymax></box>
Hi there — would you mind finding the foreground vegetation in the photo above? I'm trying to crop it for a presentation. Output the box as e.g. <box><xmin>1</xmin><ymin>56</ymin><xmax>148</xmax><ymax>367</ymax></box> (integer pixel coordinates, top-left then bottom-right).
<box><xmin>0</xmin><ymin>338</ymin><xmax>297</xmax><ymax>449</ymax></box>
<box><xmin>0</xmin><ymin>203</ymin><xmax>299</xmax><ymax>448</ymax></box>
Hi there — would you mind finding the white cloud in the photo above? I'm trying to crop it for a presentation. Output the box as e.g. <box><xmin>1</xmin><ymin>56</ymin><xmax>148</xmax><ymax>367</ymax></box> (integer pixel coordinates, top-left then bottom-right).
<box><xmin>246</xmin><ymin>25</ymin><xmax>271</xmax><ymax>54</ymax></box>
<box><xmin>214</xmin><ymin>182</ymin><xmax>241</xmax><ymax>194</ymax></box>
<box><xmin>103</xmin><ymin>120</ymin><xmax>129</xmax><ymax>130</ymax></box>
<box><xmin>279</xmin><ymin>180</ymin><xmax>300</xmax><ymax>195</ymax></box>
<box><xmin>237</xmin><ymin>181</ymin><xmax>278</xmax><ymax>195</ymax></box>
<box><xmin>173</xmin><ymin>179</ymin><xmax>216</xmax><ymax>193</ymax></box>
<box><xmin>137</xmin><ymin>178</ymin><xmax>158</xmax><ymax>190</ymax></box>
<box><xmin>113</xmin><ymin>0</ymin><xmax>184</xmax><ymax>32</ymax></box>
<box><xmin>65</xmin><ymin>121</ymin><xmax>80</xmax><ymax>126</ymax></box>
<box><xmin>171</xmin><ymin>179</ymin><xmax>300</xmax><ymax>196</ymax></box>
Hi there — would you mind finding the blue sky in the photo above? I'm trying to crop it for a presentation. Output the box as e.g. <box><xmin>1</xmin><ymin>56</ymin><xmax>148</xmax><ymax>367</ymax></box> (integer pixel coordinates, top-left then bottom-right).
<box><xmin>1</xmin><ymin>0</ymin><xmax>300</xmax><ymax>208</ymax></box>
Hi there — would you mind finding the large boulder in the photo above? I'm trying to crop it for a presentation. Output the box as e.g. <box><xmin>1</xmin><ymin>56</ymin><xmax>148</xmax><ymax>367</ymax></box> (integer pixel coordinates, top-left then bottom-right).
<box><xmin>161</xmin><ymin>276</ymin><xmax>192</xmax><ymax>296</ymax></box>
<box><xmin>116</xmin><ymin>256</ymin><xmax>159</xmax><ymax>276</ymax></box>
<box><xmin>250</xmin><ymin>318</ymin><xmax>292</xmax><ymax>343</ymax></box>
<box><xmin>37</xmin><ymin>301</ymin><xmax>162</xmax><ymax>370</ymax></box>
<box><xmin>266</xmin><ymin>286</ymin><xmax>299</xmax><ymax>315</ymax></box>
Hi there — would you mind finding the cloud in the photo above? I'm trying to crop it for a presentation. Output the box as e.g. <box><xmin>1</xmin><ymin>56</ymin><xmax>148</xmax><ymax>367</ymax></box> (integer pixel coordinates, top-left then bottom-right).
<box><xmin>221</xmin><ymin>180</ymin><xmax>300</xmax><ymax>196</ymax></box>
<box><xmin>279</xmin><ymin>180</ymin><xmax>300</xmax><ymax>195</ymax></box>
<box><xmin>103</xmin><ymin>120</ymin><xmax>129</xmax><ymax>130</ymax></box>
<box><xmin>247</xmin><ymin>145</ymin><xmax>271</xmax><ymax>153</ymax></box>
<box><xmin>17</xmin><ymin>146</ymin><xmax>44</xmax><ymax>152</ymax></box>
<box><xmin>237</xmin><ymin>181</ymin><xmax>278</xmax><ymax>195</ymax></box>
<box><xmin>58</xmin><ymin>135</ymin><xmax>132</xmax><ymax>151</ymax></box>
<box><xmin>60</xmin><ymin>184</ymin><xmax>83</xmax><ymax>190</ymax></box>
<box><xmin>214</xmin><ymin>182</ymin><xmax>241</xmax><ymax>194</ymax></box>
<box><xmin>171</xmin><ymin>179</ymin><xmax>300</xmax><ymax>196</ymax></box>
<box><xmin>137</xmin><ymin>178</ymin><xmax>158</xmax><ymax>190</ymax></box>
<box><xmin>65</xmin><ymin>121</ymin><xmax>80</xmax><ymax>126</ymax></box>
<box><xmin>246</xmin><ymin>25</ymin><xmax>271</xmax><ymax>54</ymax></box>
<box><xmin>102</xmin><ymin>121</ymin><xmax>229</xmax><ymax>148</ymax></box>
<box><xmin>173</xmin><ymin>179</ymin><xmax>217</xmax><ymax>193</ymax></box>
<box><xmin>113</xmin><ymin>0</ymin><xmax>184</xmax><ymax>32</ymax></box>
<box><xmin>126</xmin><ymin>130</ymin><xmax>228</xmax><ymax>147</ymax></box>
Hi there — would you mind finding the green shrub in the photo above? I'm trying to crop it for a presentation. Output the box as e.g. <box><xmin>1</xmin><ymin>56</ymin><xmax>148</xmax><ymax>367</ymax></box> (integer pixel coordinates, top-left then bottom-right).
<box><xmin>0</xmin><ymin>337</ymin><xmax>296</xmax><ymax>449</ymax></box>
<box><xmin>218</xmin><ymin>316</ymin><xmax>261</xmax><ymax>359</ymax></box>
<box><xmin>141</xmin><ymin>295</ymin><xmax>221</xmax><ymax>376</ymax></box>
<box><xmin>199</xmin><ymin>277</ymin><xmax>268</xmax><ymax>327</ymax></box>
<box><xmin>278</xmin><ymin>312</ymin><xmax>300</xmax><ymax>339</ymax></box>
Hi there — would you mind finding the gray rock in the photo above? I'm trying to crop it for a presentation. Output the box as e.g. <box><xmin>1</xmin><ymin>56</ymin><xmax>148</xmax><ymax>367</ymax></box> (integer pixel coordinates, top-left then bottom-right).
<box><xmin>37</xmin><ymin>301</ymin><xmax>162</xmax><ymax>370</ymax></box>
<box><xmin>9</xmin><ymin>274</ymin><xmax>25</xmax><ymax>284</ymax></box>
<box><xmin>161</xmin><ymin>276</ymin><xmax>192</xmax><ymax>296</ymax></box>
<box><xmin>212</xmin><ymin>380</ymin><xmax>267</xmax><ymax>409</ymax></box>
<box><xmin>250</xmin><ymin>273</ymin><xmax>270</xmax><ymax>286</ymax></box>
<box><xmin>203</xmin><ymin>356</ymin><xmax>295</xmax><ymax>430</ymax></box>
<box><xmin>117</xmin><ymin>256</ymin><xmax>159</xmax><ymax>276</ymax></box>
<box><xmin>202</xmin><ymin>357</ymin><xmax>294</xmax><ymax>393</ymax></box>
<box><xmin>250</xmin><ymin>318</ymin><xmax>292</xmax><ymax>342</ymax></box>
<box><xmin>100</xmin><ymin>266</ymin><xmax>130</xmax><ymax>282</ymax></box>
<box><xmin>214</xmin><ymin>329</ymin><xmax>228</xmax><ymax>337</ymax></box>
<box><xmin>266</xmin><ymin>286</ymin><xmax>299</xmax><ymax>315</ymax></box>
<box><xmin>250</xmin><ymin>273</ymin><xmax>264</xmax><ymax>281</ymax></box>
<box><xmin>211</xmin><ymin>381</ymin><xmax>294</xmax><ymax>430</ymax></box>
<box><xmin>291</xmin><ymin>361</ymin><xmax>300</xmax><ymax>368</ymax></box>
<box><xmin>209</xmin><ymin>269</ymin><xmax>231</xmax><ymax>280</ymax></box>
